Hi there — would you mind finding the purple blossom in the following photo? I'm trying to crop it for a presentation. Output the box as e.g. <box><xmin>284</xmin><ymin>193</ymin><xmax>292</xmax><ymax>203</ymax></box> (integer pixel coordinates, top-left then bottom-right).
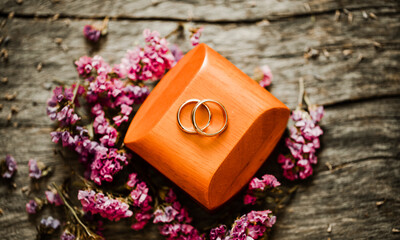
<box><xmin>210</xmin><ymin>225</ymin><xmax>227</xmax><ymax>240</ymax></box>
<box><xmin>258</xmin><ymin>65</ymin><xmax>273</xmax><ymax>88</ymax></box>
<box><xmin>90</xmin><ymin>148</ymin><xmax>128</xmax><ymax>185</ymax></box>
<box><xmin>127</xmin><ymin>173</ymin><xmax>138</xmax><ymax>188</ymax></box>
<box><xmin>169</xmin><ymin>44</ymin><xmax>184</xmax><ymax>64</ymax></box>
<box><xmin>45</xmin><ymin>190</ymin><xmax>64</xmax><ymax>206</ymax></box>
<box><xmin>61</xmin><ymin>230</ymin><xmax>75</xmax><ymax>240</ymax></box>
<box><xmin>226</xmin><ymin>210</ymin><xmax>276</xmax><ymax>239</ymax></box>
<box><xmin>83</xmin><ymin>25</ymin><xmax>101</xmax><ymax>42</ymax></box>
<box><xmin>78</xmin><ymin>189</ymin><xmax>133</xmax><ymax>221</ymax></box>
<box><xmin>26</xmin><ymin>200</ymin><xmax>38</xmax><ymax>214</ymax></box>
<box><xmin>279</xmin><ymin>106</ymin><xmax>324</xmax><ymax>180</ymax></box>
<box><xmin>130</xmin><ymin>182</ymin><xmax>152</xmax><ymax>208</ymax></box>
<box><xmin>28</xmin><ymin>159</ymin><xmax>42</xmax><ymax>179</ymax></box>
<box><xmin>153</xmin><ymin>206</ymin><xmax>179</xmax><ymax>223</ymax></box>
<box><xmin>190</xmin><ymin>27</ymin><xmax>204</xmax><ymax>46</ymax></box>
<box><xmin>244</xmin><ymin>174</ymin><xmax>280</xmax><ymax>205</ymax></box>
<box><xmin>40</xmin><ymin>216</ymin><xmax>60</xmax><ymax>229</ymax></box>
<box><xmin>2</xmin><ymin>154</ymin><xmax>17</xmax><ymax>178</ymax></box>
<box><xmin>75</xmin><ymin>56</ymin><xmax>93</xmax><ymax>76</ymax></box>
<box><xmin>165</xmin><ymin>188</ymin><xmax>177</xmax><ymax>203</ymax></box>
<box><xmin>159</xmin><ymin>223</ymin><xmax>203</xmax><ymax>240</ymax></box>
<box><xmin>116</xmin><ymin>29</ymin><xmax>174</xmax><ymax>82</ymax></box>
<box><xmin>243</xmin><ymin>194</ymin><xmax>257</xmax><ymax>205</ymax></box>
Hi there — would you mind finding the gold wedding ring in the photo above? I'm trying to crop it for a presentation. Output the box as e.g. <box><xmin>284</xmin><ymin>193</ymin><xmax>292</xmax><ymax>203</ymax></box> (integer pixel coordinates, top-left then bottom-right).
<box><xmin>177</xmin><ymin>99</ymin><xmax>212</xmax><ymax>134</ymax></box>
<box><xmin>177</xmin><ymin>98</ymin><xmax>228</xmax><ymax>136</ymax></box>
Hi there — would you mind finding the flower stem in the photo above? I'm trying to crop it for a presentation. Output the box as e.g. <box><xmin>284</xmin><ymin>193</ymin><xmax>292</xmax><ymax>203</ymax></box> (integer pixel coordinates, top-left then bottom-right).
<box><xmin>51</xmin><ymin>183</ymin><xmax>94</xmax><ymax>238</ymax></box>
<box><xmin>70</xmin><ymin>79</ymin><xmax>81</xmax><ymax>105</ymax></box>
<box><xmin>298</xmin><ymin>77</ymin><xmax>305</xmax><ymax>108</ymax></box>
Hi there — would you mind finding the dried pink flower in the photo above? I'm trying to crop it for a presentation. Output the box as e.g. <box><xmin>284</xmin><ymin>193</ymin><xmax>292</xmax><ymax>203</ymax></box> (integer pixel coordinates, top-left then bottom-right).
<box><xmin>45</xmin><ymin>190</ymin><xmax>64</xmax><ymax>206</ymax></box>
<box><xmin>28</xmin><ymin>159</ymin><xmax>42</xmax><ymax>179</ymax></box>
<box><xmin>78</xmin><ymin>189</ymin><xmax>133</xmax><ymax>221</ymax></box>
<box><xmin>26</xmin><ymin>199</ymin><xmax>38</xmax><ymax>214</ymax></box>
<box><xmin>190</xmin><ymin>27</ymin><xmax>204</xmax><ymax>46</ymax></box>
<box><xmin>83</xmin><ymin>25</ymin><xmax>101</xmax><ymax>42</ymax></box>
<box><xmin>1</xmin><ymin>154</ymin><xmax>17</xmax><ymax>178</ymax></box>
<box><xmin>258</xmin><ymin>65</ymin><xmax>273</xmax><ymax>87</ymax></box>
<box><xmin>279</xmin><ymin>105</ymin><xmax>324</xmax><ymax>180</ymax></box>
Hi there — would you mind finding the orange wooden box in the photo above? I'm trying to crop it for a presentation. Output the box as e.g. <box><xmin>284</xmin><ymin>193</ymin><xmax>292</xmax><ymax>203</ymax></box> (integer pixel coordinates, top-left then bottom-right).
<box><xmin>124</xmin><ymin>43</ymin><xmax>290</xmax><ymax>210</ymax></box>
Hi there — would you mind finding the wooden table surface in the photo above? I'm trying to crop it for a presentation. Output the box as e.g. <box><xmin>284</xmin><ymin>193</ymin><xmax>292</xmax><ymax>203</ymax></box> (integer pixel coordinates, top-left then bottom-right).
<box><xmin>0</xmin><ymin>0</ymin><xmax>399</xmax><ymax>239</ymax></box>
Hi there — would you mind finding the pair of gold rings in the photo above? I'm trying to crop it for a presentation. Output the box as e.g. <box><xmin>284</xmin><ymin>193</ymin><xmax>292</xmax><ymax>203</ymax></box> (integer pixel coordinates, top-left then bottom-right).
<box><xmin>177</xmin><ymin>99</ymin><xmax>228</xmax><ymax>136</ymax></box>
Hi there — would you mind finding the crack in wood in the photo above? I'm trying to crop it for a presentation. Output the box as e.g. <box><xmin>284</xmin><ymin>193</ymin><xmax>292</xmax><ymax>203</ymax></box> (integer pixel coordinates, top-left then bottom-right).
<box><xmin>0</xmin><ymin>5</ymin><xmax>398</xmax><ymax>25</ymax></box>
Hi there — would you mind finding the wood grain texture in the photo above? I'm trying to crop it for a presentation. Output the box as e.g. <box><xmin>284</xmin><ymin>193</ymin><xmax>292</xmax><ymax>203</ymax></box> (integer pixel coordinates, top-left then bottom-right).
<box><xmin>0</xmin><ymin>0</ymin><xmax>399</xmax><ymax>239</ymax></box>
<box><xmin>0</xmin><ymin>0</ymin><xmax>398</xmax><ymax>22</ymax></box>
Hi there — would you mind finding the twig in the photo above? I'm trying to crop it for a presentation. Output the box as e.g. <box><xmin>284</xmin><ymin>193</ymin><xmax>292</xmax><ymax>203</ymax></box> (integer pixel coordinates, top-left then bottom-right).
<box><xmin>70</xmin><ymin>79</ymin><xmax>81</xmax><ymax>105</ymax></box>
<box><xmin>298</xmin><ymin>77</ymin><xmax>305</xmax><ymax>108</ymax></box>
<box><xmin>52</xmin><ymin>183</ymin><xmax>94</xmax><ymax>238</ymax></box>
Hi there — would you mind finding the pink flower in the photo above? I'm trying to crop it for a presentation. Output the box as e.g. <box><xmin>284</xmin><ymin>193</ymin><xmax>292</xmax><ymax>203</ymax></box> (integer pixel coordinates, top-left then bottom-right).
<box><xmin>153</xmin><ymin>206</ymin><xmax>179</xmax><ymax>223</ymax></box>
<box><xmin>170</xmin><ymin>44</ymin><xmax>184</xmax><ymax>64</ymax></box>
<box><xmin>249</xmin><ymin>174</ymin><xmax>280</xmax><ymax>190</ymax></box>
<box><xmin>244</xmin><ymin>194</ymin><xmax>257</xmax><ymax>205</ymax></box>
<box><xmin>190</xmin><ymin>27</ymin><xmax>204</xmax><ymax>46</ymax></box>
<box><xmin>259</xmin><ymin>65</ymin><xmax>273</xmax><ymax>87</ymax></box>
<box><xmin>26</xmin><ymin>200</ymin><xmax>38</xmax><ymax>214</ymax></box>
<box><xmin>45</xmin><ymin>190</ymin><xmax>64</xmax><ymax>206</ymax></box>
<box><xmin>117</xmin><ymin>29</ymin><xmax>174</xmax><ymax>82</ymax></box>
<box><xmin>83</xmin><ymin>25</ymin><xmax>101</xmax><ymax>42</ymax></box>
<box><xmin>131</xmin><ymin>220</ymin><xmax>148</xmax><ymax>231</ymax></box>
<box><xmin>74</xmin><ymin>56</ymin><xmax>93</xmax><ymax>76</ymax></box>
<box><xmin>130</xmin><ymin>182</ymin><xmax>151</xmax><ymax>207</ymax></box>
<box><xmin>210</xmin><ymin>225</ymin><xmax>227</xmax><ymax>240</ymax></box>
<box><xmin>28</xmin><ymin>159</ymin><xmax>42</xmax><ymax>179</ymax></box>
<box><xmin>165</xmin><ymin>188</ymin><xmax>177</xmax><ymax>203</ymax></box>
<box><xmin>2</xmin><ymin>154</ymin><xmax>17</xmax><ymax>179</ymax></box>
<box><xmin>279</xmin><ymin>106</ymin><xmax>324</xmax><ymax>181</ymax></box>
<box><xmin>309</xmin><ymin>105</ymin><xmax>324</xmax><ymax>123</ymax></box>
<box><xmin>78</xmin><ymin>189</ymin><xmax>133</xmax><ymax>221</ymax></box>
<box><xmin>227</xmin><ymin>210</ymin><xmax>276</xmax><ymax>239</ymax></box>
<box><xmin>127</xmin><ymin>173</ymin><xmax>138</xmax><ymax>188</ymax></box>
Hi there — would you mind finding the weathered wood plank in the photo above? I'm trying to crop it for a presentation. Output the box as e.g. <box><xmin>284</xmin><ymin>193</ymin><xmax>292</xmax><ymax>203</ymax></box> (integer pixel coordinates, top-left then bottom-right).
<box><xmin>273</xmin><ymin>158</ymin><xmax>400</xmax><ymax>240</ymax></box>
<box><xmin>1</xmin><ymin>95</ymin><xmax>398</xmax><ymax>239</ymax></box>
<box><xmin>1</xmin><ymin>8</ymin><xmax>399</xmax><ymax>128</ymax></box>
<box><xmin>317</xmin><ymin>97</ymin><xmax>400</xmax><ymax>171</ymax></box>
<box><xmin>1</xmin><ymin>1</ymin><xmax>399</xmax><ymax>240</ymax></box>
<box><xmin>0</xmin><ymin>0</ymin><xmax>398</xmax><ymax>22</ymax></box>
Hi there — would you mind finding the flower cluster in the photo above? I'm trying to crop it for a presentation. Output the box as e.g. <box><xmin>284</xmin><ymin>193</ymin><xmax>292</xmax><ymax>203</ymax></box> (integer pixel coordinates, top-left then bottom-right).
<box><xmin>157</xmin><ymin>189</ymin><xmax>202</xmax><ymax>240</ymax></box>
<box><xmin>126</xmin><ymin>173</ymin><xmax>154</xmax><ymax>230</ymax></box>
<box><xmin>28</xmin><ymin>159</ymin><xmax>42</xmax><ymax>179</ymax></box>
<box><xmin>259</xmin><ymin>65</ymin><xmax>273</xmax><ymax>88</ymax></box>
<box><xmin>26</xmin><ymin>199</ymin><xmax>38</xmax><ymax>214</ymax></box>
<box><xmin>61</xmin><ymin>230</ymin><xmax>76</xmax><ymax>240</ymax></box>
<box><xmin>49</xmin><ymin>34</ymin><xmax>153</xmax><ymax>185</ymax></box>
<box><xmin>190</xmin><ymin>27</ymin><xmax>204</xmax><ymax>46</ymax></box>
<box><xmin>78</xmin><ymin>189</ymin><xmax>133</xmax><ymax>221</ymax></box>
<box><xmin>209</xmin><ymin>225</ymin><xmax>227</xmax><ymax>240</ymax></box>
<box><xmin>244</xmin><ymin>174</ymin><xmax>280</xmax><ymax>205</ymax></box>
<box><xmin>1</xmin><ymin>154</ymin><xmax>17</xmax><ymax>179</ymax></box>
<box><xmin>40</xmin><ymin>216</ymin><xmax>61</xmax><ymax>230</ymax></box>
<box><xmin>278</xmin><ymin>105</ymin><xmax>324</xmax><ymax>180</ymax></box>
<box><xmin>211</xmin><ymin>210</ymin><xmax>276</xmax><ymax>239</ymax></box>
<box><xmin>114</xmin><ymin>29</ymin><xmax>175</xmax><ymax>82</ymax></box>
<box><xmin>47</xmin><ymin>86</ymin><xmax>81</xmax><ymax>126</ymax></box>
<box><xmin>45</xmin><ymin>189</ymin><xmax>64</xmax><ymax>206</ymax></box>
<box><xmin>253</xmin><ymin>64</ymin><xmax>273</xmax><ymax>88</ymax></box>
<box><xmin>84</xmin><ymin>25</ymin><xmax>101</xmax><ymax>42</ymax></box>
